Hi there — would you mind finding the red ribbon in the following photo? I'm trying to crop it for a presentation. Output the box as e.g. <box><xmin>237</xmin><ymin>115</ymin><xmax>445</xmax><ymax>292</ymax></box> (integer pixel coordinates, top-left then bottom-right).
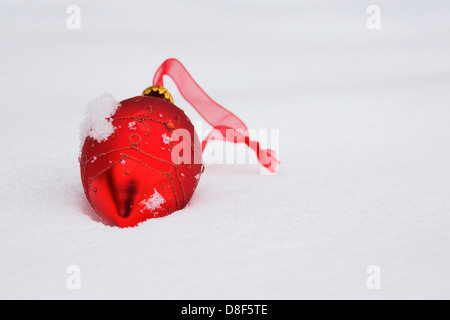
<box><xmin>153</xmin><ymin>58</ymin><xmax>279</xmax><ymax>173</ymax></box>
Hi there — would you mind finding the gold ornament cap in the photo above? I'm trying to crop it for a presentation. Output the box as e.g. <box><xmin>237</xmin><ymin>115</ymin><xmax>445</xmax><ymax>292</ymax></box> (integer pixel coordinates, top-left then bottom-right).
<box><xmin>142</xmin><ymin>85</ymin><xmax>174</xmax><ymax>103</ymax></box>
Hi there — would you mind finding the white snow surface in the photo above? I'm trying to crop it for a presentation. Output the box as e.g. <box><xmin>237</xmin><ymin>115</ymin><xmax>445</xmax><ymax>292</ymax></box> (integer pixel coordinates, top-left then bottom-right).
<box><xmin>1</xmin><ymin>1</ymin><xmax>450</xmax><ymax>299</ymax></box>
<box><xmin>79</xmin><ymin>93</ymin><xmax>120</xmax><ymax>143</ymax></box>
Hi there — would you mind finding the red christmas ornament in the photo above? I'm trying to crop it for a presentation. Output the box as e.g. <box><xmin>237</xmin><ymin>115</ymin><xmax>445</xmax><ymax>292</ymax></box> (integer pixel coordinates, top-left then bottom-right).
<box><xmin>80</xmin><ymin>92</ymin><xmax>203</xmax><ymax>228</ymax></box>
<box><xmin>80</xmin><ymin>59</ymin><xmax>279</xmax><ymax>228</ymax></box>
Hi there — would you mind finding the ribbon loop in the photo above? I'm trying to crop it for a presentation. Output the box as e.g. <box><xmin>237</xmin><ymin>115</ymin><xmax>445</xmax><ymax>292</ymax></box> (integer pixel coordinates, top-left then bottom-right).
<box><xmin>153</xmin><ymin>58</ymin><xmax>279</xmax><ymax>173</ymax></box>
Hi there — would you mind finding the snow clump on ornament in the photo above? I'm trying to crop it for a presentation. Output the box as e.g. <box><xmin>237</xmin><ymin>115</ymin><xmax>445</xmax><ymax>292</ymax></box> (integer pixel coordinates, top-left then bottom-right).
<box><xmin>79</xmin><ymin>93</ymin><xmax>120</xmax><ymax>144</ymax></box>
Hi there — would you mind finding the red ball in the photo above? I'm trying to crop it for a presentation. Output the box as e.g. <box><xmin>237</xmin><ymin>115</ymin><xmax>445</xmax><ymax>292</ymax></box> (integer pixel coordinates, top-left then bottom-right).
<box><xmin>80</xmin><ymin>95</ymin><xmax>203</xmax><ymax>227</ymax></box>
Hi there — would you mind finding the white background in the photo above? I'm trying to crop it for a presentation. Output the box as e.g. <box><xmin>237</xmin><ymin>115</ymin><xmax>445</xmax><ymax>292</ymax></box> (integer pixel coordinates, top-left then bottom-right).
<box><xmin>1</xmin><ymin>0</ymin><xmax>449</xmax><ymax>299</ymax></box>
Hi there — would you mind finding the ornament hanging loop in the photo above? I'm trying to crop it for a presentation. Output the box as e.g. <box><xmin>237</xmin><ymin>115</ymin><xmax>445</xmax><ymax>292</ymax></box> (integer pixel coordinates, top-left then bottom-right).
<box><xmin>151</xmin><ymin>58</ymin><xmax>280</xmax><ymax>173</ymax></box>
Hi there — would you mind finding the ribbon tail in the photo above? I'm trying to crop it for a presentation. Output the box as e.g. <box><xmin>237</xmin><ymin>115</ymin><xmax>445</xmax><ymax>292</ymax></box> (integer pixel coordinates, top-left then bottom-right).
<box><xmin>245</xmin><ymin>137</ymin><xmax>280</xmax><ymax>173</ymax></box>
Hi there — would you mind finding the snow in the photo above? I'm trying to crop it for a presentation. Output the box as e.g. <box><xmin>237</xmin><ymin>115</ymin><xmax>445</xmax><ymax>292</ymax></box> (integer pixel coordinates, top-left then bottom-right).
<box><xmin>128</xmin><ymin>121</ymin><xmax>137</xmax><ymax>130</ymax></box>
<box><xmin>162</xmin><ymin>133</ymin><xmax>172</xmax><ymax>144</ymax></box>
<box><xmin>79</xmin><ymin>93</ymin><xmax>120</xmax><ymax>144</ymax></box>
<box><xmin>1</xmin><ymin>0</ymin><xmax>450</xmax><ymax>300</ymax></box>
<box><xmin>139</xmin><ymin>189</ymin><xmax>166</xmax><ymax>213</ymax></box>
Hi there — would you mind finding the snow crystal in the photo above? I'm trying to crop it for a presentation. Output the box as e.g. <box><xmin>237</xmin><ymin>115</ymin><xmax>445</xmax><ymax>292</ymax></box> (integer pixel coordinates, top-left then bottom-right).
<box><xmin>79</xmin><ymin>93</ymin><xmax>120</xmax><ymax>144</ymax></box>
<box><xmin>91</xmin><ymin>156</ymin><xmax>97</xmax><ymax>163</ymax></box>
<box><xmin>121</xmin><ymin>160</ymin><xmax>126</xmax><ymax>165</ymax></box>
<box><xmin>128</xmin><ymin>121</ymin><xmax>137</xmax><ymax>130</ymax></box>
<box><xmin>162</xmin><ymin>133</ymin><xmax>172</xmax><ymax>144</ymax></box>
<box><xmin>195</xmin><ymin>174</ymin><xmax>200</xmax><ymax>180</ymax></box>
<box><xmin>139</xmin><ymin>189</ymin><xmax>165</xmax><ymax>212</ymax></box>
